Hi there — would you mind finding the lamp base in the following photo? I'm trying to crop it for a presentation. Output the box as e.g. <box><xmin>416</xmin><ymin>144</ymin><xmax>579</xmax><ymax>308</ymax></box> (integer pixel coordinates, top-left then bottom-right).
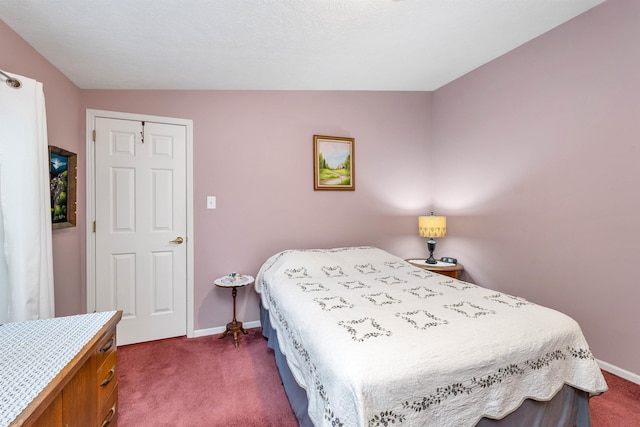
<box><xmin>426</xmin><ymin>238</ymin><xmax>437</xmax><ymax>264</ymax></box>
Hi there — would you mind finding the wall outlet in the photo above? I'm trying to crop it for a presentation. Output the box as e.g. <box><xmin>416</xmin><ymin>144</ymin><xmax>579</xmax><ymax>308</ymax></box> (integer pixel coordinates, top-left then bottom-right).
<box><xmin>207</xmin><ymin>196</ymin><xmax>216</xmax><ymax>209</ymax></box>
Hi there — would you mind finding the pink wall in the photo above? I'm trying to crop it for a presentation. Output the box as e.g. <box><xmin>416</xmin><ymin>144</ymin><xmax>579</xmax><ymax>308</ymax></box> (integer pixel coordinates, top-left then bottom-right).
<box><xmin>80</xmin><ymin>90</ymin><xmax>432</xmax><ymax>330</ymax></box>
<box><xmin>0</xmin><ymin>20</ymin><xmax>84</xmax><ymax>317</ymax></box>
<box><xmin>432</xmin><ymin>0</ymin><xmax>640</xmax><ymax>375</ymax></box>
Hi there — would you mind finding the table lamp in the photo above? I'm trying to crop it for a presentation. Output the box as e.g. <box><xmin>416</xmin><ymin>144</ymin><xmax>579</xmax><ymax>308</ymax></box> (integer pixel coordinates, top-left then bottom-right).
<box><xmin>418</xmin><ymin>213</ymin><xmax>446</xmax><ymax>264</ymax></box>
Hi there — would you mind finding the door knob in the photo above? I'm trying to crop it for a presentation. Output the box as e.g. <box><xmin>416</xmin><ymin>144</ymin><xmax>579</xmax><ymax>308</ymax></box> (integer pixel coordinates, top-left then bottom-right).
<box><xmin>170</xmin><ymin>236</ymin><xmax>184</xmax><ymax>244</ymax></box>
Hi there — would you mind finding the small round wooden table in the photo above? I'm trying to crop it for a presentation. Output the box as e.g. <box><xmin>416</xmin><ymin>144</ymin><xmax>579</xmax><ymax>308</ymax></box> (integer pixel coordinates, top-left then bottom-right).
<box><xmin>214</xmin><ymin>274</ymin><xmax>254</xmax><ymax>348</ymax></box>
<box><xmin>405</xmin><ymin>259</ymin><xmax>464</xmax><ymax>279</ymax></box>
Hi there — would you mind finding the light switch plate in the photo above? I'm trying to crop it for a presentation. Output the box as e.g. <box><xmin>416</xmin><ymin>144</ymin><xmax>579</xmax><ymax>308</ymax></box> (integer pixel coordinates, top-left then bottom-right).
<box><xmin>207</xmin><ymin>196</ymin><xmax>216</xmax><ymax>209</ymax></box>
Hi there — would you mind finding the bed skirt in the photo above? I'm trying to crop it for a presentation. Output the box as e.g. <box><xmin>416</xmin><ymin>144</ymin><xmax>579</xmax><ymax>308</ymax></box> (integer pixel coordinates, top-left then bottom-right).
<box><xmin>260</xmin><ymin>304</ymin><xmax>593</xmax><ymax>427</ymax></box>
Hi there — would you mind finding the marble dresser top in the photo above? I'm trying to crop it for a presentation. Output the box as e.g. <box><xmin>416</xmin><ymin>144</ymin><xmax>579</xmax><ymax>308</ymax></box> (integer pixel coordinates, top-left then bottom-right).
<box><xmin>0</xmin><ymin>311</ymin><xmax>117</xmax><ymax>427</ymax></box>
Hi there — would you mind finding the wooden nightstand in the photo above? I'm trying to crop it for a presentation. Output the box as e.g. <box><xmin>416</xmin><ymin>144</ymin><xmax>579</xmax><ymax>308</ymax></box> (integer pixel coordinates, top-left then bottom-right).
<box><xmin>406</xmin><ymin>258</ymin><xmax>464</xmax><ymax>279</ymax></box>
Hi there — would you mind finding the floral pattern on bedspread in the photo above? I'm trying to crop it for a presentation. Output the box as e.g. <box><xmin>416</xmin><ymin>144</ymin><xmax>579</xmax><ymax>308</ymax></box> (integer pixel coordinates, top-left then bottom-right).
<box><xmin>256</xmin><ymin>247</ymin><xmax>607</xmax><ymax>427</ymax></box>
<box><xmin>394</xmin><ymin>346</ymin><xmax>595</xmax><ymax>421</ymax></box>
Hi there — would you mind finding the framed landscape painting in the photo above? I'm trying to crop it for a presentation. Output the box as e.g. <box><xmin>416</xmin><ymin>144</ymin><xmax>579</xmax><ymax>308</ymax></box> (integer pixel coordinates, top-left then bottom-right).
<box><xmin>313</xmin><ymin>135</ymin><xmax>355</xmax><ymax>191</ymax></box>
<box><xmin>49</xmin><ymin>145</ymin><xmax>77</xmax><ymax>229</ymax></box>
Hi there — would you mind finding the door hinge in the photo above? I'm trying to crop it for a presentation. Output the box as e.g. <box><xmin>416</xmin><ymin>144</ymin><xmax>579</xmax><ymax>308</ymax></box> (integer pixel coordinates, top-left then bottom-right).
<box><xmin>93</xmin><ymin>221</ymin><xmax>96</xmax><ymax>233</ymax></box>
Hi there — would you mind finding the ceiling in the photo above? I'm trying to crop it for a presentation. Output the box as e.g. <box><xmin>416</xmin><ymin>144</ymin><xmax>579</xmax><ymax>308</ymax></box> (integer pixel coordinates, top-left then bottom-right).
<box><xmin>0</xmin><ymin>0</ymin><xmax>604</xmax><ymax>91</ymax></box>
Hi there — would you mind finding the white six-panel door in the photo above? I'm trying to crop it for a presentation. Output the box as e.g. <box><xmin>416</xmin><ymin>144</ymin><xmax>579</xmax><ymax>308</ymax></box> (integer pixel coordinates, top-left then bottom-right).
<box><xmin>94</xmin><ymin>117</ymin><xmax>187</xmax><ymax>345</ymax></box>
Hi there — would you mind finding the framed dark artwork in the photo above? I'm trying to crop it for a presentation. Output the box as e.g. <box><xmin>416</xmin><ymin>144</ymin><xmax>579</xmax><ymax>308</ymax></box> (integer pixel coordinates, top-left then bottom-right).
<box><xmin>313</xmin><ymin>135</ymin><xmax>355</xmax><ymax>191</ymax></box>
<box><xmin>49</xmin><ymin>145</ymin><xmax>77</xmax><ymax>229</ymax></box>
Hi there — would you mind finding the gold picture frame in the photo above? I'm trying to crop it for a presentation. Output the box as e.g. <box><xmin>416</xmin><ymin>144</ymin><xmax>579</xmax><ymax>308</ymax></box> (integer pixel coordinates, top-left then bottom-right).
<box><xmin>49</xmin><ymin>145</ymin><xmax>77</xmax><ymax>229</ymax></box>
<box><xmin>313</xmin><ymin>135</ymin><xmax>355</xmax><ymax>191</ymax></box>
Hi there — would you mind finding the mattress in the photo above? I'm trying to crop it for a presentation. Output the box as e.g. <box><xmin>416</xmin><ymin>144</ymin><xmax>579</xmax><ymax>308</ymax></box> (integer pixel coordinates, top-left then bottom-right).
<box><xmin>256</xmin><ymin>247</ymin><xmax>607</xmax><ymax>426</ymax></box>
<box><xmin>261</xmin><ymin>304</ymin><xmax>592</xmax><ymax>427</ymax></box>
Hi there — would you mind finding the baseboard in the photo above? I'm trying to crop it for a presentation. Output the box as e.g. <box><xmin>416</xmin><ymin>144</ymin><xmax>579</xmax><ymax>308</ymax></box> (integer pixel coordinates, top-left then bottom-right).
<box><xmin>193</xmin><ymin>320</ymin><xmax>261</xmax><ymax>338</ymax></box>
<box><xmin>597</xmin><ymin>359</ymin><xmax>640</xmax><ymax>385</ymax></box>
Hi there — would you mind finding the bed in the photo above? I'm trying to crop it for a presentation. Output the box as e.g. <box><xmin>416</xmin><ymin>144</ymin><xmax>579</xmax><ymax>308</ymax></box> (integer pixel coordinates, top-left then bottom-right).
<box><xmin>256</xmin><ymin>247</ymin><xmax>607</xmax><ymax>427</ymax></box>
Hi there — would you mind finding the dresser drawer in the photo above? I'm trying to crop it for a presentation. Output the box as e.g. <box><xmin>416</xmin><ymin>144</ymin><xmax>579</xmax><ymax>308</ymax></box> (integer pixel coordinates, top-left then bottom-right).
<box><xmin>97</xmin><ymin>349</ymin><xmax>117</xmax><ymax>408</ymax></box>
<box><xmin>97</xmin><ymin>385</ymin><xmax>118</xmax><ymax>427</ymax></box>
<box><xmin>96</xmin><ymin>327</ymin><xmax>117</xmax><ymax>367</ymax></box>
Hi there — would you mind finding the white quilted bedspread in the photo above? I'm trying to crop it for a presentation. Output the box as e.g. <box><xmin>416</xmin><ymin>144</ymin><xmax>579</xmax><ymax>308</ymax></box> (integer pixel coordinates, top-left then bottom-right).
<box><xmin>256</xmin><ymin>247</ymin><xmax>607</xmax><ymax>427</ymax></box>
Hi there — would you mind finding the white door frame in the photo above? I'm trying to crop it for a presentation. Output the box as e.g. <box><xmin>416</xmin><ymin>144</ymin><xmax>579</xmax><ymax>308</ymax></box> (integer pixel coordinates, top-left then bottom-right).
<box><xmin>85</xmin><ymin>109</ymin><xmax>195</xmax><ymax>339</ymax></box>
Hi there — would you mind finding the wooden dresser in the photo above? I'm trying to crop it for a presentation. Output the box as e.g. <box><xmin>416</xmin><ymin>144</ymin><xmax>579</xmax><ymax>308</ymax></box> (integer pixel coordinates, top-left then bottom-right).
<box><xmin>1</xmin><ymin>310</ymin><xmax>122</xmax><ymax>427</ymax></box>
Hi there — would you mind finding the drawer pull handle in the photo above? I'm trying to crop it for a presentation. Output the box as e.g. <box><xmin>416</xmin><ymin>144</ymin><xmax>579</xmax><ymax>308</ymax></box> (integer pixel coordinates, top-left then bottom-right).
<box><xmin>100</xmin><ymin>366</ymin><xmax>116</xmax><ymax>387</ymax></box>
<box><xmin>100</xmin><ymin>336</ymin><xmax>115</xmax><ymax>353</ymax></box>
<box><xmin>101</xmin><ymin>403</ymin><xmax>116</xmax><ymax>427</ymax></box>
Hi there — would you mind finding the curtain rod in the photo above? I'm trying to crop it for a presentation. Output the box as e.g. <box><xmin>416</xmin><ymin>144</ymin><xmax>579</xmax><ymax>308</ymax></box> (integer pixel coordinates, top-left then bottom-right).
<box><xmin>0</xmin><ymin>70</ymin><xmax>22</xmax><ymax>88</ymax></box>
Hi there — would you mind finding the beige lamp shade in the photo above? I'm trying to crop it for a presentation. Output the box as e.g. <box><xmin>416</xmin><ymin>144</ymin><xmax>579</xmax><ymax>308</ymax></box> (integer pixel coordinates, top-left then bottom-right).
<box><xmin>418</xmin><ymin>215</ymin><xmax>447</xmax><ymax>238</ymax></box>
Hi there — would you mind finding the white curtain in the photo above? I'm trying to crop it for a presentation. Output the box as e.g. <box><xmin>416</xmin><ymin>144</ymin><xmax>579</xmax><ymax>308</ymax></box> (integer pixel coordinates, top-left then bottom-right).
<box><xmin>0</xmin><ymin>70</ymin><xmax>54</xmax><ymax>323</ymax></box>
